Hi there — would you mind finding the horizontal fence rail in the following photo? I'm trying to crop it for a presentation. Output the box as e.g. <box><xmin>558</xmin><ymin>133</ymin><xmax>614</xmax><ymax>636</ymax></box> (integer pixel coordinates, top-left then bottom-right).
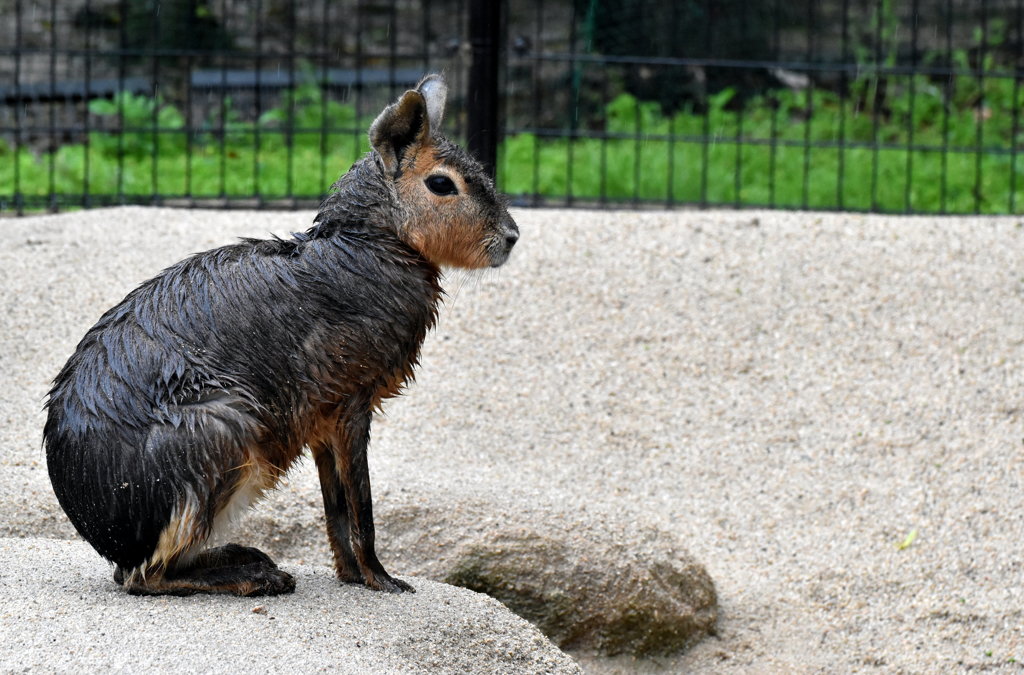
<box><xmin>1</xmin><ymin>0</ymin><xmax>1022</xmax><ymax>215</ymax></box>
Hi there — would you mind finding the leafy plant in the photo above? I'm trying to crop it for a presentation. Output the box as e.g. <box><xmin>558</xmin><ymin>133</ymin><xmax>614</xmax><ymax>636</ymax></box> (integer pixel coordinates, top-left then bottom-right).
<box><xmin>88</xmin><ymin>92</ymin><xmax>187</xmax><ymax>158</ymax></box>
<box><xmin>4</xmin><ymin>50</ymin><xmax>1024</xmax><ymax>214</ymax></box>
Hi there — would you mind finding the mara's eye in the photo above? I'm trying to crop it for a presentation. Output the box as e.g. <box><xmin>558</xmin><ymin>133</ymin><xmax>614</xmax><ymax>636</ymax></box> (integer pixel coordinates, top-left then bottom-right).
<box><xmin>425</xmin><ymin>174</ymin><xmax>458</xmax><ymax>196</ymax></box>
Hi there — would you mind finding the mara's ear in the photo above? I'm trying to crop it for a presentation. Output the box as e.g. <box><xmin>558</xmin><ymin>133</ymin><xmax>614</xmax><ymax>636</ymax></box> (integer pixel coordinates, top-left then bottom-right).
<box><xmin>416</xmin><ymin>74</ymin><xmax>447</xmax><ymax>133</ymax></box>
<box><xmin>368</xmin><ymin>89</ymin><xmax>430</xmax><ymax>174</ymax></box>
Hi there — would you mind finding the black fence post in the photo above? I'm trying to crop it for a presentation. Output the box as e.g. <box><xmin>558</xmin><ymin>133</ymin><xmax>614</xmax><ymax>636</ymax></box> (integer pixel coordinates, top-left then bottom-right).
<box><xmin>467</xmin><ymin>0</ymin><xmax>502</xmax><ymax>179</ymax></box>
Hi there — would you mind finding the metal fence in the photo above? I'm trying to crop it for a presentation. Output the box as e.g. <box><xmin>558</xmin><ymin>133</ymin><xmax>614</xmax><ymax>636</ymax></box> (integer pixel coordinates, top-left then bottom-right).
<box><xmin>2</xmin><ymin>0</ymin><xmax>1022</xmax><ymax>215</ymax></box>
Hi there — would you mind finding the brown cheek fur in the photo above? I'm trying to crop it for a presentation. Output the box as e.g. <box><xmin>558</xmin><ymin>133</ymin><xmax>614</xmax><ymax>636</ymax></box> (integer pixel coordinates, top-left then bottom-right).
<box><xmin>396</xmin><ymin>150</ymin><xmax>491</xmax><ymax>269</ymax></box>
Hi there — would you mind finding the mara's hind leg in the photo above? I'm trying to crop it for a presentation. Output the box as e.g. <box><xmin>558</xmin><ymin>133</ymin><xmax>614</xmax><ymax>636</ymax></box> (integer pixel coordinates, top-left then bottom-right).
<box><xmin>115</xmin><ymin>529</ymin><xmax>294</xmax><ymax>597</ymax></box>
<box><xmin>113</xmin><ymin>544</ymin><xmax>279</xmax><ymax>585</ymax></box>
<box><xmin>115</xmin><ymin>490</ymin><xmax>296</xmax><ymax>596</ymax></box>
<box><xmin>123</xmin><ymin>559</ymin><xmax>295</xmax><ymax>597</ymax></box>
<box><xmin>191</xmin><ymin>543</ymin><xmax>279</xmax><ymax>569</ymax></box>
<box><xmin>114</xmin><ymin>405</ymin><xmax>294</xmax><ymax>596</ymax></box>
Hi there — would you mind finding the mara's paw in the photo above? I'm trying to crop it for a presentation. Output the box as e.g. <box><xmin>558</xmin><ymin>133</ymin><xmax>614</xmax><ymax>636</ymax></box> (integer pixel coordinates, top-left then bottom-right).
<box><xmin>238</xmin><ymin>564</ymin><xmax>296</xmax><ymax>596</ymax></box>
<box><xmin>123</xmin><ymin>561</ymin><xmax>296</xmax><ymax>596</ymax></box>
<box><xmin>362</xmin><ymin>570</ymin><xmax>414</xmax><ymax>594</ymax></box>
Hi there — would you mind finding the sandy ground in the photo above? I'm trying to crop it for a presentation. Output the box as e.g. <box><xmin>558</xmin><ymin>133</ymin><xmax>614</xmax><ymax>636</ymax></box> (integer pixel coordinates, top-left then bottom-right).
<box><xmin>1</xmin><ymin>206</ymin><xmax>1022</xmax><ymax>673</ymax></box>
<box><xmin>0</xmin><ymin>537</ymin><xmax>579</xmax><ymax>674</ymax></box>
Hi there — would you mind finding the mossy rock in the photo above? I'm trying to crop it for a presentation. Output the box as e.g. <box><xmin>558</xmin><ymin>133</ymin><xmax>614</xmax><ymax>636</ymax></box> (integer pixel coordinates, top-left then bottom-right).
<box><xmin>376</xmin><ymin>491</ymin><xmax>718</xmax><ymax>657</ymax></box>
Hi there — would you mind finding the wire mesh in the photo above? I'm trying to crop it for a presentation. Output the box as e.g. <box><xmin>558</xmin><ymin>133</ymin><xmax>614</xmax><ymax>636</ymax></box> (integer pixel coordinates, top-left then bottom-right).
<box><xmin>1</xmin><ymin>0</ymin><xmax>1022</xmax><ymax>215</ymax></box>
<box><xmin>0</xmin><ymin>0</ymin><xmax>464</xmax><ymax>214</ymax></box>
<box><xmin>501</xmin><ymin>0</ymin><xmax>1024</xmax><ymax>214</ymax></box>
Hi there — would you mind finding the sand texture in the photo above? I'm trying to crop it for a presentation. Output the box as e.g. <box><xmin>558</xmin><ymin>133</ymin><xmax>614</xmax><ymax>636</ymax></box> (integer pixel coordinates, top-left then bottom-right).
<box><xmin>1</xmin><ymin>206</ymin><xmax>1022</xmax><ymax>672</ymax></box>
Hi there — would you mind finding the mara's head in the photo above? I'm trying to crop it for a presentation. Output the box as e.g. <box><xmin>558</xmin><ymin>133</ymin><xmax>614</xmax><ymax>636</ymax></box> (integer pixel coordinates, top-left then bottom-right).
<box><xmin>369</xmin><ymin>74</ymin><xmax>518</xmax><ymax>269</ymax></box>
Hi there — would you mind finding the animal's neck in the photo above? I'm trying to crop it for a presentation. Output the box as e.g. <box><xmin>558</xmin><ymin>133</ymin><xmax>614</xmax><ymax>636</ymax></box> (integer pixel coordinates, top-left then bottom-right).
<box><xmin>311</xmin><ymin>154</ymin><xmax>401</xmax><ymax>238</ymax></box>
<box><xmin>305</xmin><ymin>153</ymin><xmax>444</xmax><ymax>305</ymax></box>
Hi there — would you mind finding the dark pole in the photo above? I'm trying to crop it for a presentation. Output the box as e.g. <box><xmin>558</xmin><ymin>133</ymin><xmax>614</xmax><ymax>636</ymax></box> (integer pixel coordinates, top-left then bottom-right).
<box><xmin>467</xmin><ymin>0</ymin><xmax>501</xmax><ymax>178</ymax></box>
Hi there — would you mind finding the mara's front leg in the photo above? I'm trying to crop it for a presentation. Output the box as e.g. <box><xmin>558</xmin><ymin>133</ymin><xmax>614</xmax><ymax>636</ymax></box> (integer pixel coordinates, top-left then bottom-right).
<box><xmin>313</xmin><ymin>404</ymin><xmax>413</xmax><ymax>593</ymax></box>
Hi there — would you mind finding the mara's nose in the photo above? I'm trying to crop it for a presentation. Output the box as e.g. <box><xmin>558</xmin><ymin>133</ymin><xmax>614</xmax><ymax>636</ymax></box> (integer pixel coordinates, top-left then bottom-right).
<box><xmin>503</xmin><ymin>220</ymin><xmax>520</xmax><ymax>249</ymax></box>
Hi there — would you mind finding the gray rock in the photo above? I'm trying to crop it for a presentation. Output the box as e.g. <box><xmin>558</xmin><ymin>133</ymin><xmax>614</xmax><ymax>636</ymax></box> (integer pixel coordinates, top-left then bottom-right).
<box><xmin>243</xmin><ymin>482</ymin><xmax>719</xmax><ymax>657</ymax></box>
<box><xmin>376</xmin><ymin>489</ymin><xmax>718</xmax><ymax>657</ymax></box>
<box><xmin>0</xmin><ymin>537</ymin><xmax>582</xmax><ymax>674</ymax></box>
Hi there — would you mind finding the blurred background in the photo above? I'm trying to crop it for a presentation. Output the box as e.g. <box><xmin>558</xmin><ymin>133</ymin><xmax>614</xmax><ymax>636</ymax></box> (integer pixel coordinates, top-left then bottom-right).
<box><xmin>1</xmin><ymin>0</ymin><xmax>1022</xmax><ymax>214</ymax></box>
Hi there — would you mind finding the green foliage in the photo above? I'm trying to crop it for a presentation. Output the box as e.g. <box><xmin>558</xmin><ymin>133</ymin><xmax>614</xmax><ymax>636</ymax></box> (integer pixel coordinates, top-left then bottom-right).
<box><xmin>4</xmin><ymin>59</ymin><xmax>1023</xmax><ymax>213</ymax></box>
<box><xmin>88</xmin><ymin>92</ymin><xmax>186</xmax><ymax>158</ymax></box>
<box><xmin>2</xmin><ymin>82</ymin><xmax>371</xmax><ymax>202</ymax></box>
<box><xmin>257</xmin><ymin>69</ymin><xmax>358</xmax><ymax>136</ymax></box>
<box><xmin>499</xmin><ymin>71</ymin><xmax>1024</xmax><ymax>213</ymax></box>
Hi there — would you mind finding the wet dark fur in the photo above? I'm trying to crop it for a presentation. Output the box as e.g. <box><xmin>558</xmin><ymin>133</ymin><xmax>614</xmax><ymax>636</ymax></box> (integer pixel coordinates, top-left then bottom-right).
<box><xmin>43</xmin><ymin>75</ymin><xmax>516</xmax><ymax>595</ymax></box>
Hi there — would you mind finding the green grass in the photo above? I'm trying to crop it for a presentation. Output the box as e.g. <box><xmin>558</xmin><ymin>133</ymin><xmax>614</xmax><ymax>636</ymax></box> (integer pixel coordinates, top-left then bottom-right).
<box><xmin>3</xmin><ymin>69</ymin><xmax>1023</xmax><ymax>214</ymax></box>
<box><xmin>0</xmin><ymin>86</ymin><xmax>373</xmax><ymax>206</ymax></box>
<box><xmin>4</xmin><ymin>136</ymin><xmax>369</xmax><ymax>200</ymax></box>
<box><xmin>499</xmin><ymin>83</ymin><xmax>1024</xmax><ymax>214</ymax></box>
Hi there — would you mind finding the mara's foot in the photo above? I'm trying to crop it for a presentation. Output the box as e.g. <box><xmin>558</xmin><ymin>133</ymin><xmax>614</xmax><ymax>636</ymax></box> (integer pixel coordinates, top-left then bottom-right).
<box><xmin>123</xmin><ymin>560</ymin><xmax>295</xmax><ymax>597</ymax></box>
<box><xmin>359</xmin><ymin>568</ymin><xmax>414</xmax><ymax>594</ymax></box>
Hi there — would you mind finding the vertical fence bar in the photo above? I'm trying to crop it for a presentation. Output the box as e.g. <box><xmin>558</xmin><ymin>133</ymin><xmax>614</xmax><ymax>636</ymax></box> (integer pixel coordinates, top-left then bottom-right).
<box><xmin>870</xmin><ymin>0</ymin><xmax>882</xmax><ymax>211</ymax></box>
<box><xmin>941</xmin><ymin>0</ymin><xmax>952</xmax><ymax>213</ymax></box>
<box><xmin>319</xmin><ymin>0</ymin><xmax>329</xmax><ymax>197</ymax></box>
<box><xmin>974</xmin><ymin>0</ymin><xmax>987</xmax><ymax>214</ymax></box>
<box><xmin>497</xmin><ymin>0</ymin><xmax>509</xmax><ymax>195</ymax></box>
<box><xmin>699</xmin><ymin>0</ymin><xmax>711</xmax><ymax>208</ymax></box>
<box><xmin>218</xmin><ymin>0</ymin><xmax>228</xmax><ymax>201</ymax></box>
<box><xmin>250</xmin><ymin>0</ymin><xmax>262</xmax><ymax>205</ymax></box>
<box><xmin>530</xmin><ymin>0</ymin><xmax>541</xmax><ymax>205</ymax></box>
<box><xmin>802</xmin><ymin>0</ymin><xmax>815</xmax><ymax>209</ymax></box>
<box><xmin>48</xmin><ymin>0</ymin><xmax>57</xmax><ymax>210</ymax></box>
<box><xmin>667</xmin><ymin>0</ymin><xmax>679</xmax><ymax>207</ymax></box>
<box><xmin>185</xmin><ymin>0</ymin><xmax>195</xmax><ymax>205</ymax></box>
<box><xmin>905</xmin><ymin>0</ymin><xmax>919</xmax><ymax>213</ymax></box>
<box><xmin>83</xmin><ymin>0</ymin><xmax>93</xmax><ymax>209</ymax></box>
<box><xmin>838</xmin><ymin>0</ymin><xmax>849</xmax><ymax>210</ymax></box>
<box><xmin>467</xmin><ymin>0</ymin><xmax>502</xmax><ymax>179</ymax></box>
<box><xmin>13</xmin><ymin>0</ymin><xmax>23</xmax><ymax>214</ymax></box>
<box><xmin>769</xmin><ymin>0</ymin><xmax>780</xmax><ymax>207</ymax></box>
<box><xmin>565</xmin><ymin>0</ymin><xmax>578</xmax><ymax>203</ymax></box>
<box><xmin>455</xmin><ymin>0</ymin><xmax>467</xmax><ymax>141</ymax></box>
<box><xmin>422</xmin><ymin>0</ymin><xmax>432</xmax><ymax>73</ymax></box>
<box><xmin>732</xmin><ymin>99</ymin><xmax>742</xmax><ymax>208</ymax></box>
<box><xmin>354</xmin><ymin>0</ymin><xmax>364</xmax><ymax>170</ymax></box>
<box><xmin>117</xmin><ymin>0</ymin><xmax>127</xmax><ymax>202</ymax></box>
<box><xmin>733</xmin><ymin>1</ymin><xmax>745</xmax><ymax>208</ymax></box>
<box><xmin>389</xmin><ymin>0</ymin><xmax>398</xmax><ymax>98</ymax></box>
<box><xmin>286</xmin><ymin>0</ymin><xmax>296</xmax><ymax>204</ymax></box>
<box><xmin>700</xmin><ymin>0</ymin><xmax>708</xmax><ymax>206</ymax></box>
<box><xmin>1011</xmin><ymin>0</ymin><xmax>1023</xmax><ymax>213</ymax></box>
<box><xmin>732</xmin><ymin>1</ymin><xmax>746</xmax><ymax>209</ymax></box>
<box><xmin>254</xmin><ymin>0</ymin><xmax>264</xmax><ymax>206</ymax></box>
<box><xmin>667</xmin><ymin>76</ymin><xmax>676</xmax><ymax>208</ymax></box>
<box><xmin>600</xmin><ymin>64</ymin><xmax>609</xmax><ymax>205</ymax></box>
<box><xmin>151</xmin><ymin>0</ymin><xmax>161</xmax><ymax>204</ymax></box>
<box><xmin>633</xmin><ymin>66</ymin><xmax>641</xmax><ymax>206</ymax></box>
